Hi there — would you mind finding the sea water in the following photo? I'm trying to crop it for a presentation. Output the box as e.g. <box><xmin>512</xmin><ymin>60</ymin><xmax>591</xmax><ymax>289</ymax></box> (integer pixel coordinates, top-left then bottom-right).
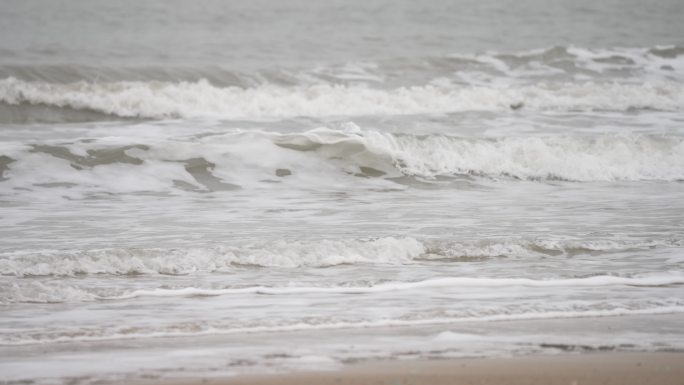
<box><xmin>1</xmin><ymin>0</ymin><xmax>683</xmax><ymax>383</ymax></box>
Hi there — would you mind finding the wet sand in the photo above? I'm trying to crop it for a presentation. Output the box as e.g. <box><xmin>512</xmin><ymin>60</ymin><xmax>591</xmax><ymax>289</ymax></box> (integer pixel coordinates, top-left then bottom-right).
<box><xmin>154</xmin><ymin>352</ymin><xmax>684</xmax><ymax>385</ymax></box>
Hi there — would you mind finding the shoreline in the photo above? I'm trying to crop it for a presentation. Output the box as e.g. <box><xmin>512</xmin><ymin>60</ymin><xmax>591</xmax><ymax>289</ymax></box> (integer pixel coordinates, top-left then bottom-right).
<box><xmin>151</xmin><ymin>352</ymin><xmax>684</xmax><ymax>385</ymax></box>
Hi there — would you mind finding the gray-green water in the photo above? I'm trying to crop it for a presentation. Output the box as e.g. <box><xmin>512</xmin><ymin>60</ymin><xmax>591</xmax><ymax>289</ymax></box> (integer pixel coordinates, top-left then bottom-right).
<box><xmin>1</xmin><ymin>0</ymin><xmax>684</xmax><ymax>383</ymax></box>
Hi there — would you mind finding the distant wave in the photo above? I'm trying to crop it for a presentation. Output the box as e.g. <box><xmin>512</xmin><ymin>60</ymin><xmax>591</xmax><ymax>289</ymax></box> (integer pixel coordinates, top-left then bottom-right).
<box><xmin>1</xmin><ymin>45</ymin><xmax>682</xmax><ymax>85</ymax></box>
<box><xmin>2</xmin><ymin>45</ymin><xmax>682</xmax><ymax>124</ymax></box>
<box><xmin>1</xmin><ymin>77</ymin><xmax>683</xmax><ymax>120</ymax></box>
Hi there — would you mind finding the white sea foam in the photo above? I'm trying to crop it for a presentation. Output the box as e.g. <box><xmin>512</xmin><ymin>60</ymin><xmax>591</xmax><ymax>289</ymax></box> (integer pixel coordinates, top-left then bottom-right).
<box><xmin>2</xmin><ymin>128</ymin><xmax>683</xmax><ymax>192</ymax></box>
<box><xmin>1</xmin><ymin>77</ymin><xmax>683</xmax><ymax>119</ymax></box>
<box><xmin>0</xmin><ymin>237</ymin><xmax>678</xmax><ymax>278</ymax></box>
<box><xmin>272</xmin><ymin>127</ymin><xmax>684</xmax><ymax>181</ymax></box>
<box><xmin>0</xmin><ymin>237</ymin><xmax>426</xmax><ymax>277</ymax></box>
<box><xmin>3</xmin><ymin>304</ymin><xmax>683</xmax><ymax>346</ymax></box>
<box><xmin>423</xmin><ymin>238</ymin><xmax>684</xmax><ymax>259</ymax></box>
<box><xmin>0</xmin><ymin>281</ymin><xmax>99</xmax><ymax>304</ymax></box>
<box><xmin>109</xmin><ymin>274</ymin><xmax>684</xmax><ymax>300</ymax></box>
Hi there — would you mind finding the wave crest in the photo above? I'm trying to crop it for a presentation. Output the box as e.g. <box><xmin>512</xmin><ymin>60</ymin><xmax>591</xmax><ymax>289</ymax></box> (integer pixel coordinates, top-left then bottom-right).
<box><xmin>2</xmin><ymin>77</ymin><xmax>683</xmax><ymax>120</ymax></box>
<box><xmin>2</xmin><ymin>128</ymin><xmax>683</xmax><ymax>191</ymax></box>
<box><xmin>274</xmin><ymin>128</ymin><xmax>684</xmax><ymax>181</ymax></box>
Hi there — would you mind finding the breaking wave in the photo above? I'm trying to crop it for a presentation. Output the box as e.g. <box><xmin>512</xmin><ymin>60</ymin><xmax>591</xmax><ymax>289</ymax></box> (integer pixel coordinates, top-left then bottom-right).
<box><xmin>272</xmin><ymin>127</ymin><xmax>684</xmax><ymax>181</ymax></box>
<box><xmin>1</xmin><ymin>127</ymin><xmax>683</xmax><ymax>191</ymax></box>
<box><xmin>1</xmin><ymin>77</ymin><xmax>683</xmax><ymax>120</ymax></box>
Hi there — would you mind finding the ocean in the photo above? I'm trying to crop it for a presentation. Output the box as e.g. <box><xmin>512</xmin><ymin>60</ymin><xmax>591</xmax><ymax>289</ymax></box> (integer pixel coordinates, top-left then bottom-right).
<box><xmin>1</xmin><ymin>0</ymin><xmax>683</xmax><ymax>383</ymax></box>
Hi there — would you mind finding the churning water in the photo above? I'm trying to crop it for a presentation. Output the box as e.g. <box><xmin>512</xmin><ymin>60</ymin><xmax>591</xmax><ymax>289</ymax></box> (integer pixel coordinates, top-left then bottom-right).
<box><xmin>1</xmin><ymin>0</ymin><xmax>684</xmax><ymax>383</ymax></box>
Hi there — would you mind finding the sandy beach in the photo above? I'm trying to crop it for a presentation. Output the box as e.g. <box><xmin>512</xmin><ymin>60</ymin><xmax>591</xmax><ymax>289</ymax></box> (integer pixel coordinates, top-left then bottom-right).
<box><xmin>152</xmin><ymin>352</ymin><xmax>684</xmax><ymax>385</ymax></box>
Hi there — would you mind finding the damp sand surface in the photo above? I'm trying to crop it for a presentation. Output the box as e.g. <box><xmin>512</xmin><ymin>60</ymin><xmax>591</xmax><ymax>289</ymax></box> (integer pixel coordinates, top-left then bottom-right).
<box><xmin>148</xmin><ymin>353</ymin><xmax>684</xmax><ymax>385</ymax></box>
